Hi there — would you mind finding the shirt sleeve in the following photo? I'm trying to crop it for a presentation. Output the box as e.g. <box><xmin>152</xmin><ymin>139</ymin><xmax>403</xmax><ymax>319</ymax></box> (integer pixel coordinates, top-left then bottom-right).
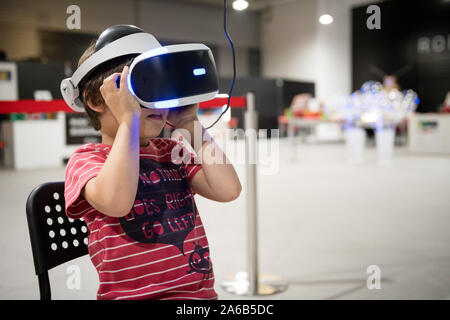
<box><xmin>184</xmin><ymin>152</ymin><xmax>202</xmax><ymax>185</ymax></box>
<box><xmin>64</xmin><ymin>148</ymin><xmax>107</xmax><ymax>219</ymax></box>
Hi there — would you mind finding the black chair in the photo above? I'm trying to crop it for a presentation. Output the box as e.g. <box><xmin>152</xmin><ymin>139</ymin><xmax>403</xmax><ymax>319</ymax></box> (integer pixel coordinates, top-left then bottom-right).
<box><xmin>26</xmin><ymin>182</ymin><xmax>88</xmax><ymax>300</ymax></box>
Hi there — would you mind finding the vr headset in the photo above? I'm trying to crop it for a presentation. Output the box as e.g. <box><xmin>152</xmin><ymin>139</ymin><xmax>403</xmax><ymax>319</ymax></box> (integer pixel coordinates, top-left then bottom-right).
<box><xmin>61</xmin><ymin>25</ymin><xmax>219</xmax><ymax>112</ymax></box>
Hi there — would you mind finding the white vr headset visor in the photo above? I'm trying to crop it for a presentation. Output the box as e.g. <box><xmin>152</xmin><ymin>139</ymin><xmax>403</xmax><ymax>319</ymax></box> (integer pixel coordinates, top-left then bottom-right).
<box><xmin>61</xmin><ymin>32</ymin><xmax>219</xmax><ymax>112</ymax></box>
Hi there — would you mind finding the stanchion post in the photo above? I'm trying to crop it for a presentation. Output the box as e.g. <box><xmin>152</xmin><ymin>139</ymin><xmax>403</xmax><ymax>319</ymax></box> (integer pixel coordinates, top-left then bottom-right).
<box><xmin>221</xmin><ymin>92</ymin><xmax>287</xmax><ymax>296</ymax></box>
<box><xmin>244</xmin><ymin>92</ymin><xmax>259</xmax><ymax>296</ymax></box>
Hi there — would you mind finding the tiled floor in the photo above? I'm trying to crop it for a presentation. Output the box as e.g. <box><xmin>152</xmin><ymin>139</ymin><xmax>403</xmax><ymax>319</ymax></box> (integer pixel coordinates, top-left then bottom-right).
<box><xmin>1</xmin><ymin>139</ymin><xmax>450</xmax><ymax>299</ymax></box>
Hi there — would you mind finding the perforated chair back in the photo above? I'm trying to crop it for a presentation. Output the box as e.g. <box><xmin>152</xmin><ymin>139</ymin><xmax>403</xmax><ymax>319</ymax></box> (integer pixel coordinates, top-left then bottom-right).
<box><xmin>26</xmin><ymin>181</ymin><xmax>88</xmax><ymax>300</ymax></box>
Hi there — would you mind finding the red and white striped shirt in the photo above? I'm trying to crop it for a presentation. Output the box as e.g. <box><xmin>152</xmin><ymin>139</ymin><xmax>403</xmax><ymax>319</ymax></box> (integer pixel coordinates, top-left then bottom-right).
<box><xmin>64</xmin><ymin>138</ymin><xmax>217</xmax><ymax>300</ymax></box>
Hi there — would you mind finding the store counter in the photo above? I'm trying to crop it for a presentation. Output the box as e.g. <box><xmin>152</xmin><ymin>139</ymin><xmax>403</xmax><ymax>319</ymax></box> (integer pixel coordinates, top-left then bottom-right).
<box><xmin>408</xmin><ymin>113</ymin><xmax>450</xmax><ymax>154</ymax></box>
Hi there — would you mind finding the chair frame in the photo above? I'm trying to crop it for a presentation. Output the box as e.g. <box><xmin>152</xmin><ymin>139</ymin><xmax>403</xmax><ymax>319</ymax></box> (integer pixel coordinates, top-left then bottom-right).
<box><xmin>26</xmin><ymin>181</ymin><xmax>88</xmax><ymax>300</ymax></box>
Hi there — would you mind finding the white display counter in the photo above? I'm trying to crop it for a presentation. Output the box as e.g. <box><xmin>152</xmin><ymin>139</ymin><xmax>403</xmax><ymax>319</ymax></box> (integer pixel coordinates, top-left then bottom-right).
<box><xmin>408</xmin><ymin>113</ymin><xmax>450</xmax><ymax>154</ymax></box>
<box><xmin>2</xmin><ymin>112</ymin><xmax>80</xmax><ymax>170</ymax></box>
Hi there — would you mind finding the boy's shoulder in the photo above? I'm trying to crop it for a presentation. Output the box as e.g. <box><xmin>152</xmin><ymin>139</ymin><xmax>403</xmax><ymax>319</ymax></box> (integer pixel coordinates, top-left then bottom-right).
<box><xmin>67</xmin><ymin>143</ymin><xmax>109</xmax><ymax>166</ymax></box>
<box><xmin>70</xmin><ymin>142</ymin><xmax>110</xmax><ymax>156</ymax></box>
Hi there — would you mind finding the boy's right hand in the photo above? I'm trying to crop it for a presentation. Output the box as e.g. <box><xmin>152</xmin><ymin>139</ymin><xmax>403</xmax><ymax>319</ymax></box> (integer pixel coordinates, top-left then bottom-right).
<box><xmin>100</xmin><ymin>65</ymin><xmax>141</xmax><ymax>124</ymax></box>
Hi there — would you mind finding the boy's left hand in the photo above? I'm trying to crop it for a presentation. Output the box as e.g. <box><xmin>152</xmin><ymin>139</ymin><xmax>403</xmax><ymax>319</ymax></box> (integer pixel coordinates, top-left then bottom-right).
<box><xmin>166</xmin><ymin>103</ymin><xmax>199</xmax><ymax>128</ymax></box>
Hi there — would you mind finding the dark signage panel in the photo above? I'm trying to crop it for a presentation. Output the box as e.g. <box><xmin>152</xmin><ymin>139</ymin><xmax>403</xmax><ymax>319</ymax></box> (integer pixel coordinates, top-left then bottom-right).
<box><xmin>352</xmin><ymin>0</ymin><xmax>450</xmax><ymax>112</ymax></box>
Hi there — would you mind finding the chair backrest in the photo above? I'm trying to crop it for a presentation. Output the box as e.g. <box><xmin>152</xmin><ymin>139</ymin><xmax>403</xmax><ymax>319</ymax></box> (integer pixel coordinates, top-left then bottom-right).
<box><xmin>26</xmin><ymin>182</ymin><xmax>88</xmax><ymax>275</ymax></box>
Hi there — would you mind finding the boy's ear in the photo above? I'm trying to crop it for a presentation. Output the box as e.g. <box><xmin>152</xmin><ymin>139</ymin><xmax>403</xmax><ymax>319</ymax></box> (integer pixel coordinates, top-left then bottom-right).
<box><xmin>86</xmin><ymin>101</ymin><xmax>106</xmax><ymax>113</ymax></box>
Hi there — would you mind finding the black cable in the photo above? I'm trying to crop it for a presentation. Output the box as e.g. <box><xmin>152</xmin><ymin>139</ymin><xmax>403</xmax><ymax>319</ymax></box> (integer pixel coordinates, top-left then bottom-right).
<box><xmin>205</xmin><ymin>0</ymin><xmax>236</xmax><ymax>130</ymax></box>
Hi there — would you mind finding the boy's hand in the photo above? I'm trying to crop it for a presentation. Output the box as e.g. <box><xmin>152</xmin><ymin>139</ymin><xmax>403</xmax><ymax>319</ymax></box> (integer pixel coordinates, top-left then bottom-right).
<box><xmin>100</xmin><ymin>66</ymin><xmax>141</xmax><ymax>124</ymax></box>
<box><xmin>167</xmin><ymin>103</ymin><xmax>199</xmax><ymax>128</ymax></box>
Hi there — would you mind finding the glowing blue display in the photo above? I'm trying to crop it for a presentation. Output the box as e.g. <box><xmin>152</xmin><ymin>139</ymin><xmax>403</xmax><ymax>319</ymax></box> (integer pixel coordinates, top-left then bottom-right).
<box><xmin>193</xmin><ymin>68</ymin><xmax>206</xmax><ymax>76</ymax></box>
<box><xmin>154</xmin><ymin>99</ymin><xmax>179</xmax><ymax>109</ymax></box>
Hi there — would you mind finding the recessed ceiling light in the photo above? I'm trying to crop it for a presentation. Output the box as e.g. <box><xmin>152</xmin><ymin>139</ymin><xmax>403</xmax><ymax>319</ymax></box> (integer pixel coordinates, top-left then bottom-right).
<box><xmin>319</xmin><ymin>14</ymin><xmax>334</xmax><ymax>25</ymax></box>
<box><xmin>233</xmin><ymin>0</ymin><xmax>249</xmax><ymax>11</ymax></box>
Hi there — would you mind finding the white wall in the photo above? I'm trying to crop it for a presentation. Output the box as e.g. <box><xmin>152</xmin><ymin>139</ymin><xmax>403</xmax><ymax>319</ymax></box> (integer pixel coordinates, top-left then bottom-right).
<box><xmin>138</xmin><ymin>0</ymin><xmax>259</xmax><ymax>48</ymax></box>
<box><xmin>217</xmin><ymin>45</ymin><xmax>249</xmax><ymax>77</ymax></box>
<box><xmin>316</xmin><ymin>0</ymin><xmax>376</xmax><ymax>99</ymax></box>
<box><xmin>261</xmin><ymin>0</ymin><xmax>375</xmax><ymax>99</ymax></box>
<box><xmin>260</xmin><ymin>0</ymin><xmax>318</xmax><ymax>82</ymax></box>
<box><xmin>316</xmin><ymin>0</ymin><xmax>351</xmax><ymax>99</ymax></box>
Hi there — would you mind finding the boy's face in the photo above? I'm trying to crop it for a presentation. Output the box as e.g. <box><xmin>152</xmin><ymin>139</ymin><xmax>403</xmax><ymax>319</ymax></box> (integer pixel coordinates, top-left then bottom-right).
<box><xmin>100</xmin><ymin>105</ymin><xmax>170</xmax><ymax>146</ymax></box>
<box><xmin>138</xmin><ymin>106</ymin><xmax>170</xmax><ymax>142</ymax></box>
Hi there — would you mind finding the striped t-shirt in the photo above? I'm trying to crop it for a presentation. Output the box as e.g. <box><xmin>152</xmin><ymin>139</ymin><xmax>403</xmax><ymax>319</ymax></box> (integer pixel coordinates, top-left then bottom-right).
<box><xmin>64</xmin><ymin>138</ymin><xmax>217</xmax><ymax>300</ymax></box>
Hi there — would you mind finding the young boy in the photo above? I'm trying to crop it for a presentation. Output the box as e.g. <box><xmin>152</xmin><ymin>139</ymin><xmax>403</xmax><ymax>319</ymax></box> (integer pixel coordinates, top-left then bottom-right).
<box><xmin>64</xmin><ymin>33</ymin><xmax>241</xmax><ymax>300</ymax></box>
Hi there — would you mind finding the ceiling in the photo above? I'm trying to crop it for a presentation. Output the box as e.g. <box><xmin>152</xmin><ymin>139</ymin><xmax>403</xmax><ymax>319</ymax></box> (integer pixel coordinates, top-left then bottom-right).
<box><xmin>175</xmin><ymin>0</ymin><xmax>295</xmax><ymax>11</ymax></box>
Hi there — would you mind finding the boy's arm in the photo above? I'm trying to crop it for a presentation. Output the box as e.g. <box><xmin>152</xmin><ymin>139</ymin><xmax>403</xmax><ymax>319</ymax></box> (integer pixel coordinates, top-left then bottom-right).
<box><xmin>81</xmin><ymin>66</ymin><xmax>141</xmax><ymax>218</ymax></box>
<box><xmin>174</xmin><ymin>119</ymin><xmax>242</xmax><ymax>203</ymax></box>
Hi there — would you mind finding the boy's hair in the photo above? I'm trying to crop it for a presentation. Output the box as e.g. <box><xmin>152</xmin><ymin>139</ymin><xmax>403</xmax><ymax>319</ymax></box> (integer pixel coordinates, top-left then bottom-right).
<box><xmin>77</xmin><ymin>41</ymin><xmax>134</xmax><ymax>130</ymax></box>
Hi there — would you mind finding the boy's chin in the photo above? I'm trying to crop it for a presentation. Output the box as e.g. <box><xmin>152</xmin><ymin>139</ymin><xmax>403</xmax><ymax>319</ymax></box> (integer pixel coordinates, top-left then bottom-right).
<box><xmin>140</xmin><ymin>127</ymin><xmax>164</xmax><ymax>141</ymax></box>
<box><xmin>140</xmin><ymin>131</ymin><xmax>161</xmax><ymax>140</ymax></box>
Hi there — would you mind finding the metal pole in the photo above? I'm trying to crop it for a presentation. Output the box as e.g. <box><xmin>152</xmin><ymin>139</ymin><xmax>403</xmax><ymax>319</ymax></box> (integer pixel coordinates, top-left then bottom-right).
<box><xmin>221</xmin><ymin>92</ymin><xmax>287</xmax><ymax>296</ymax></box>
<box><xmin>244</xmin><ymin>92</ymin><xmax>259</xmax><ymax>296</ymax></box>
